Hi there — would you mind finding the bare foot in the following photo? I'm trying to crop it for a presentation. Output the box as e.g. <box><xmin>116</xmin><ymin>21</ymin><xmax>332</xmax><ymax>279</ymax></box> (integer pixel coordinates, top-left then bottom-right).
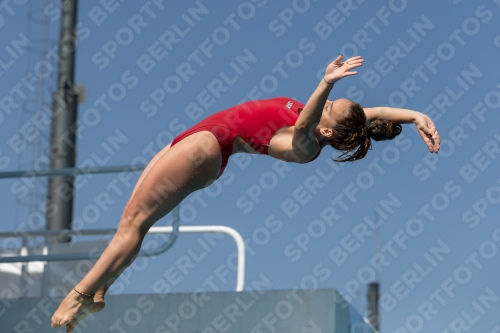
<box><xmin>90</xmin><ymin>285</ymin><xmax>108</xmax><ymax>314</ymax></box>
<box><xmin>51</xmin><ymin>289</ymin><xmax>94</xmax><ymax>332</ymax></box>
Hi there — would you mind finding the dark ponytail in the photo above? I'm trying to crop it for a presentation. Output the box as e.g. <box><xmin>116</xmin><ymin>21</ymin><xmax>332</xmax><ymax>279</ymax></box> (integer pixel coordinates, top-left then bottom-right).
<box><xmin>365</xmin><ymin>118</ymin><xmax>402</xmax><ymax>142</ymax></box>
<box><xmin>327</xmin><ymin>102</ymin><xmax>402</xmax><ymax>162</ymax></box>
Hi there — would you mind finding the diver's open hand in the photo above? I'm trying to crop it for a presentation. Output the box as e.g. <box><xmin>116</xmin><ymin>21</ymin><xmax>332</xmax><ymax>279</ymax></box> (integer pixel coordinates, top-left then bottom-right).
<box><xmin>414</xmin><ymin>113</ymin><xmax>440</xmax><ymax>153</ymax></box>
<box><xmin>324</xmin><ymin>55</ymin><xmax>364</xmax><ymax>84</ymax></box>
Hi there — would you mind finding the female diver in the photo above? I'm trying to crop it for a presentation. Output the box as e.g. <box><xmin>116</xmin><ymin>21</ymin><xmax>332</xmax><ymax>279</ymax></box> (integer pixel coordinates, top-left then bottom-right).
<box><xmin>51</xmin><ymin>55</ymin><xmax>440</xmax><ymax>331</ymax></box>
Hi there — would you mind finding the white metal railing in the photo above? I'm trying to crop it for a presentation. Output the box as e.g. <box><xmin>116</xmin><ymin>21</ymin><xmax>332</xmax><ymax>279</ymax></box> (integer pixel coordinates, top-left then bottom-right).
<box><xmin>0</xmin><ymin>165</ymin><xmax>246</xmax><ymax>291</ymax></box>
<box><xmin>0</xmin><ymin>224</ymin><xmax>245</xmax><ymax>292</ymax></box>
<box><xmin>153</xmin><ymin>225</ymin><xmax>245</xmax><ymax>292</ymax></box>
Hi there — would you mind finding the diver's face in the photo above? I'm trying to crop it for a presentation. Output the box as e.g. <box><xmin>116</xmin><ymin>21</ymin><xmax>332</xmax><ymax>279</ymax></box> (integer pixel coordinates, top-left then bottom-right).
<box><xmin>323</xmin><ymin>98</ymin><xmax>352</xmax><ymax>125</ymax></box>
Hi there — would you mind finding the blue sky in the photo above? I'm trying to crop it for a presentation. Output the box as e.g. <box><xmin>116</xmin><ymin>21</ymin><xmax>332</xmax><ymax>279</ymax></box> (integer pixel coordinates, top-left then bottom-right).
<box><xmin>1</xmin><ymin>0</ymin><xmax>500</xmax><ymax>332</ymax></box>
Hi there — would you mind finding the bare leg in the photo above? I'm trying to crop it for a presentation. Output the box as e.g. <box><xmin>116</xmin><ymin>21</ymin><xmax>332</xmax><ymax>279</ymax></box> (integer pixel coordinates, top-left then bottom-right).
<box><xmin>128</xmin><ymin>143</ymin><xmax>172</xmax><ymax>201</ymax></box>
<box><xmin>51</xmin><ymin>132</ymin><xmax>222</xmax><ymax>331</ymax></box>
<box><xmin>63</xmin><ymin>144</ymin><xmax>175</xmax><ymax>319</ymax></box>
<box><xmin>88</xmin><ymin>143</ymin><xmax>174</xmax><ymax>305</ymax></box>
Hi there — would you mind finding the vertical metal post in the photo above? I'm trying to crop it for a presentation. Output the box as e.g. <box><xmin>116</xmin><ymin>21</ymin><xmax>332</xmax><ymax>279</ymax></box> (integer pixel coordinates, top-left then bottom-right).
<box><xmin>368</xmin><ymin>282</ymin><xmax>379</xmax><ymax>332</ymax></box>
<box><xmin>47</xmin><ymin>0</ymin><xmax>79</xmax><ymax>244</ymax></box>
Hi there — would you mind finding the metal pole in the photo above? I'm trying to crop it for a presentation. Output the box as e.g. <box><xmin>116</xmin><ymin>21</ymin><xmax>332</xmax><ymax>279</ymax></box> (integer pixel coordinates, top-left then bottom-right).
<box><xmin>47</xmin><ymin>0</ymin><xmax>79</xmax><ymax>243</ymax></box>
<box><xmin>368</xmin><ymin>206</ymin><xmax>380</xmax><ymax>332</ymax></box>
<box><xmin>368</xmin><ymin>282</ymin><xmax>379</xmax><ymax>332</ymax></box>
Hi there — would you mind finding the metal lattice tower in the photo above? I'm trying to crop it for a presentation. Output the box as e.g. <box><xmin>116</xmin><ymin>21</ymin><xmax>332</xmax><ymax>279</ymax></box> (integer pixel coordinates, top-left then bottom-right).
<box><xmin>14</xmin><ymin>0</ymin><xmax>58</xmax><ymax>296</ymax></box>
<box><xmin>15</xmin><ymin>2</ymin><xmax>58</xmax><ymax>248</ymax></box>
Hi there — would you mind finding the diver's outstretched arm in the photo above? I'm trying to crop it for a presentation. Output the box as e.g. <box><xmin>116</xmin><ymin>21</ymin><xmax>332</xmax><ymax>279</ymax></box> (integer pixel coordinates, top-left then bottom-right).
<box><xmin>293</xmin><ymin>55</ymin><xmax>364</xmax><ymax>159</ymax></box>
<box><xmin>364</xmin><ymin>107</ymin><xmax>440</xmax><ymax>153</ymax></box>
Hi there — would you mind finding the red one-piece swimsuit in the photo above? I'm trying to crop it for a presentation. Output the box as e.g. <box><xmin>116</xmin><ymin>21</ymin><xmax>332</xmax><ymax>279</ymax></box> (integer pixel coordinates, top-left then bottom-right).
<box><xmin>170</xmin><ymin>97</ymin><xmax>320</xmax><ymax>178</ymax></box>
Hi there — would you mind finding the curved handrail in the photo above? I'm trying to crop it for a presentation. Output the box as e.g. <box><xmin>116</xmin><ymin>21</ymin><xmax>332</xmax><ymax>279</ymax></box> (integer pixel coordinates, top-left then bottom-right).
<box><xmin>0</xmin><ymin>165</ymin><xmax>245</xmax><ymax>291</ymax></box>
<box><xmin>149</xmin><ymin>225</ymin><xmax>245</xmax><ymax>292</ymax></box>
<box><xmin>0</xmin><ymin>217</ymin><xmax>245</xmax><ymax>291</ymax></box>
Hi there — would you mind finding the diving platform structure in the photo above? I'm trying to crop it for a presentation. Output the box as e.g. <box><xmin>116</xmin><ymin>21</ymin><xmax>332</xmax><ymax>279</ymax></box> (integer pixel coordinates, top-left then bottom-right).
<box><xmin>2</xmin><ymin>288</ymin><xmax>375</xmax><ymax>333</ymax></box>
